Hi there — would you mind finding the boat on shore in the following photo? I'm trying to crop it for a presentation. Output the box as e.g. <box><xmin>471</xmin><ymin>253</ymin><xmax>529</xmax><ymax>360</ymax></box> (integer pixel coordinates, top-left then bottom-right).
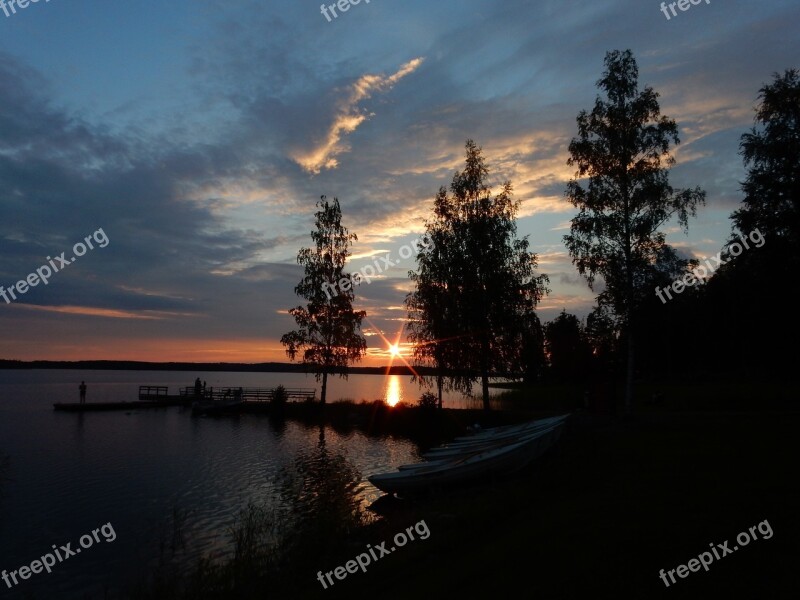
<box><xmin>368</xmin><ymin>416</ymin><xmax>567</xmax><ymax>495</ymax></box>
<box><xmin>449</xmin><ymin>414</ymin><xmax>568</xmax><ymax>443</ymax></box>
<box><xmin>420</xmin><ymin>414</ymin><xmax>569</xmax><ymax>460</ymax></box>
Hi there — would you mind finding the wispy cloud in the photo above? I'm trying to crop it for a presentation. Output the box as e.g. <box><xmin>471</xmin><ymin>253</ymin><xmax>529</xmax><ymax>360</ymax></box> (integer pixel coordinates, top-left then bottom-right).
<box><xmin>14</xmin><ymin>305</ymin><xmax>197</xmax><ymax>320</ymax></box>
<box><xmin>292</xmin><ymin>58</ymin><xmax>425</xmax><ymax>174</ymax></box>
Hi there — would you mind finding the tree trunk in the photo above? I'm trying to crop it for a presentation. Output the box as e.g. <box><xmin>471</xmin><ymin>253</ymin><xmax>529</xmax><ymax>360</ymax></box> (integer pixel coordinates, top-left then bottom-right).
<box><xmin>621</xmin><ymin>168</ymin><xmax>634</xmax><ymax>415</ymax></box>
<box><xmin>321</xmin><ymin>370</ymin><xmax>328</xmax><ymax>405</ymax></box>
<box><xmin>625</xmin><ymin>327</ymin><xmax>634</xmax><ymax>414</ymax></box>
<box><xmin>480</xmin><ymin>333</ymin><xmax>491</xmax><ymax>411</ymax></box>
<box><xmin>436</xmin><ymin>374</ymin><xmax>443</xmax><ymax>410</ymax></box>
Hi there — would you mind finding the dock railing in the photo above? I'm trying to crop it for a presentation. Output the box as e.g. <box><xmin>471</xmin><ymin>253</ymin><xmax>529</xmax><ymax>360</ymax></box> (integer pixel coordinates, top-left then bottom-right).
<box><xmin>179</xmin><ymin>386</ymin><xmax>316</xmax><ymax>402</ymax></box>
<box><xmin>138</xmin><ymin>386</ymin><xmax>169</xmax><ymax>400</ymax></box>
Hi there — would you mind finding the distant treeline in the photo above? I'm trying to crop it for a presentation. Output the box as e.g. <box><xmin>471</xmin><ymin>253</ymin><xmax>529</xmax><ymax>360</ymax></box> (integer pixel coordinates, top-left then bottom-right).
<box><xmin>0</xmin><ymin>359</ymin><xmax>436</xmax><ymax>376</ymax></box>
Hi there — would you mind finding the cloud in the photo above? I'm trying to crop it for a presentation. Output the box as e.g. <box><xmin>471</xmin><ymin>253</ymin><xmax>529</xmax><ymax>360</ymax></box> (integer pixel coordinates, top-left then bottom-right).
<box><xmin>291</xmin><ymin>58</ymin><xmax>425</xmax><ymax>174</ymax></box>
<box><xmin>13</xmin><ymin>304</ymin><xmax>196</xmax><ymax>320</ymax></box>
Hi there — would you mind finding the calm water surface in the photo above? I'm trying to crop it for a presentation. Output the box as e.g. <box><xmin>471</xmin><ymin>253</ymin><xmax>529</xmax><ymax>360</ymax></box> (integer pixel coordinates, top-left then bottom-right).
<box><xmin>0</xmin><ymin>370</ymin><xmax>500</xmax><ymax>599</ymax></box>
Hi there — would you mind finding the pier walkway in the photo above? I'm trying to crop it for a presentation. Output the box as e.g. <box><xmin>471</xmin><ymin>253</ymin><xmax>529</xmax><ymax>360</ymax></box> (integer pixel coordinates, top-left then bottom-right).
<box><xmin>53</xmin><ymin>385</ymin><xmax>316</xmax><ymax>412</ymax></box>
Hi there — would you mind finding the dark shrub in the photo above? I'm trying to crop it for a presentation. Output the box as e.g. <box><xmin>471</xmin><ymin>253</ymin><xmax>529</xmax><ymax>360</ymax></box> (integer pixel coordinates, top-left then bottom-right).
<box><xmin>418</xmin><ymin>391</ymin><xmax>438</xmax><ymax>410</ymax></box>
<box><xmin>272</xmin><ymin>385</ymin><xmax>288</xmax><ymax>407</ymax></box>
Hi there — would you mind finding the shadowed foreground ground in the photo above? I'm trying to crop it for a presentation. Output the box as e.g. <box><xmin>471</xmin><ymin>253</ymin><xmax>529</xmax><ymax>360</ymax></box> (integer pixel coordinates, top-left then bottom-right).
<box><xmin>310</xmin><ymin>408</ymin><xmax>799</xmax><ymax>599</ymax></box>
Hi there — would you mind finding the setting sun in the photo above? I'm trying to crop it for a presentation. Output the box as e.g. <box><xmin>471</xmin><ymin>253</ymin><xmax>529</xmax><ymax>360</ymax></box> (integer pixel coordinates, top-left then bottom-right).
<box><xmin>388</xmin><ymin>343</ymin><xmax>400</xmax><ymax>357</ymax></box>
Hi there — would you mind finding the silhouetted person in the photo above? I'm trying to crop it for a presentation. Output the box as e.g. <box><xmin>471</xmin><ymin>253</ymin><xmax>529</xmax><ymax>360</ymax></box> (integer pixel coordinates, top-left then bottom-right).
<box><xmin>194</xmin><ymin>377</ymin><xmax>202</xmax><ymax>398</ymax></box>
<box><xmin>79</xmin><ymin>381</ymin><xmax>87</xmax><ymax>404</ymax></box>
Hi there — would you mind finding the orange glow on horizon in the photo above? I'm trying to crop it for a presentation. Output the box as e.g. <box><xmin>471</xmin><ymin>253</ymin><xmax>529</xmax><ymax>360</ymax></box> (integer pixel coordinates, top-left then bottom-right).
<box><xmin>0</xmin><ymin>335</ymin><xmax>403</xmax><ymax>367</ymax></box>
<box><xmin>3</xmin><ymin>306</ymin><xmax>413</xmax><ymax>367</ymax></box>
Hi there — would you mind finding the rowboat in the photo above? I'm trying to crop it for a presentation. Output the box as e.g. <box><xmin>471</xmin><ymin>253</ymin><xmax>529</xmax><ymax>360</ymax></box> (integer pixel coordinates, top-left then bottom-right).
<box><xmin>422</xmin><ymin>415</ymin><xmax>569</xmax><ymax>460</ymax></box>
<box><xmin>399</xmin><ymin>417</ymin><xmax>567</xmax><ymax>469</ymax></box>
<box><xmin>448</xmin><ymin>414</ymin><xmax>568</xmax><ymax>444</ymax></box>
<box><xmin>368</xmin><ymin>420</ymin><xmax>565</xmax><ymax>495</ymax></box>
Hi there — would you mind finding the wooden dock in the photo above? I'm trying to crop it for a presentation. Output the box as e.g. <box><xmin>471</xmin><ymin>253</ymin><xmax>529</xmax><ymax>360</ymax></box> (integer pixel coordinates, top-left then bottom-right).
<box><xmin>190</xmin><ymin>387</ymin><xmax>316</xmax><ymax>416</ymax></box>
<box><xmin>173</xmin><ymin>386</ymin><xmax>316</xmax><ymax>403</ymax></box>
<box><xmin>54</xmin><ymin>385</ymin><xmax>316</xmax><ymax>412</ymax></box>
<box><xmin>53</xmin><ymin>401</ymin><xmax>174</xmax><ymax>412</ymax></box>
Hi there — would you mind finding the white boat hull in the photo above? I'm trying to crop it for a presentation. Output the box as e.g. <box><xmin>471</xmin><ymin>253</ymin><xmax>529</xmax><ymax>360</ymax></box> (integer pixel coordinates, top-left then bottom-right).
<box><xmin>368</xmin><ymin>421</ymin><xmax>565</xmax><ymax>495</ymax></box>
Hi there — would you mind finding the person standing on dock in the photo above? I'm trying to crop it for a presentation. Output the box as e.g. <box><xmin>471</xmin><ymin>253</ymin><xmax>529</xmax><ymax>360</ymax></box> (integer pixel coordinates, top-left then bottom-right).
<box><xmin>79</xmin><ymin>381</ymin><xmax>87</xmax><ymax>404</ymax></box>
<box><xmin>194</xmin><ymin>378</ymin><xmax>202</xmax><ymax>398</ymax></box>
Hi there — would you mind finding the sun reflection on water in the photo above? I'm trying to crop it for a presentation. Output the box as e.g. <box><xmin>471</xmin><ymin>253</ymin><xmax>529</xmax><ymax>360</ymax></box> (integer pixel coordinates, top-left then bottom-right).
<box><xmin>384</xmin><ymin>375</ymin><xmax>402</xmax><ymax>407</ymax></box>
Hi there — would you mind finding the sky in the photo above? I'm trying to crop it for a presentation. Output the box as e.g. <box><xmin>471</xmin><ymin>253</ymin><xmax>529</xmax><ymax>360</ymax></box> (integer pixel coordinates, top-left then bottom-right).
<box><xmin>0</xmin><ymin>0</ymin><xmax>797</xmax><ymax>365</ymax></box>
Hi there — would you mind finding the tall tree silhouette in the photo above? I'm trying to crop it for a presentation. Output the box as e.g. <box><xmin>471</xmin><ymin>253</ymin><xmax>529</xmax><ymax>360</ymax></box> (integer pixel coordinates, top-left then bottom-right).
<box><xmin>406</xmin><ymin>228</ymin><xmax>456</xmax><ymax>409</ymax></box>
<box><xmin>732</xmin><ymin>69</ymin><xmax>800</xmax><ymax>248</ymax></box>
<box><xmin>408</xmin><ymin>140</ymin><xmax>549</xmax><ymax>411</ymax></box>
<box><xmin>281</xmin><ymin>196</ymin><xmax>367</xmax><ymax>404</ymax></box>
<box><xmin>705</xmin><ymin>69</ymin><xmax>800</xmax><ymax>376</ymax></box>
<box><xmin>564</xmin><ymin>49</ymin><xmax>705</xmax><ymax>411</ymax></box>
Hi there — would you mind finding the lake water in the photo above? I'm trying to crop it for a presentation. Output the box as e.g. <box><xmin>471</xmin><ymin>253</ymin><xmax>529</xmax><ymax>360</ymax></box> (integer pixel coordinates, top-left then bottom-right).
<box><xmin>0</xmin><ymin>369</ymin><xmax>501</xmax><ymax>599</ymax></box>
